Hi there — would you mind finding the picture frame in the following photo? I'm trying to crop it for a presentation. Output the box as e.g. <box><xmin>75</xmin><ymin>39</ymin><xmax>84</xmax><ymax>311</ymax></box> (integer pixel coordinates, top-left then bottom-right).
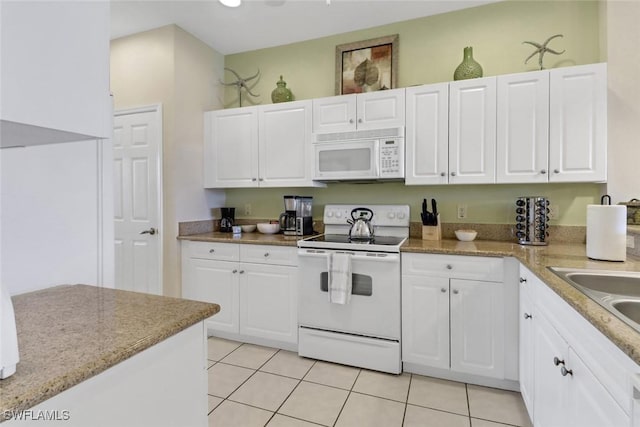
<box><xmin>335</xmin><ymin>34</ymin><xmax>398</xmax><ymax>95</ymax></box>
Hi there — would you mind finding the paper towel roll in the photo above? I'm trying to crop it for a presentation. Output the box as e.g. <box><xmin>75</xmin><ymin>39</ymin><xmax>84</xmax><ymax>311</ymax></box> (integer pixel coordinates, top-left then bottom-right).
<box><xmin>586</xmin><ymin>205</ymin><xmax>627</xmax><ymax>261</ymax></box>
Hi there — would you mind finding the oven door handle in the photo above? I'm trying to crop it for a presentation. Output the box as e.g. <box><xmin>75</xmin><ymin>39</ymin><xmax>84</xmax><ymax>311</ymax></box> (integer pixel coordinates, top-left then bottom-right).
<box><xmin>297</xmin><ymin>250</ymin><xmax>400</xmax><ymax>262</ymax></box>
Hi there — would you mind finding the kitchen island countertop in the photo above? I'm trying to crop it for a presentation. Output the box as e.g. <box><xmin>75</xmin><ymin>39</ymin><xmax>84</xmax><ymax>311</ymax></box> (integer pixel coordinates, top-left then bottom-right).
<box><xmin>0</xmin><ymin>285</ymin><xmax>219</xmax><ymax>421</ymax></box>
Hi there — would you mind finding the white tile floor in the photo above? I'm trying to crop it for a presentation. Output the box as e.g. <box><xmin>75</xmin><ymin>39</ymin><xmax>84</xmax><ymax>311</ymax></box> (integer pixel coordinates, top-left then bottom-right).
<box><xmin>207</xmin><ymin>337</ymin><xmax>533</xmax><ymax>427</ymax></box>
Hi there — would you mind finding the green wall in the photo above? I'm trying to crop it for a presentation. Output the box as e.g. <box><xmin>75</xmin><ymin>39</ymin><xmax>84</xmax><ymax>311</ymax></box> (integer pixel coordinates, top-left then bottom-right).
<box><xmin>222</xmin><ymin>0</ymin><xmax>604</xmax><ymax>226</ymax></box>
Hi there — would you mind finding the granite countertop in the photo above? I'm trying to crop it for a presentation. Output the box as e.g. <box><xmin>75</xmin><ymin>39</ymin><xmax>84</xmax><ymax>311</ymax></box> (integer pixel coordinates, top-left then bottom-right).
<box><xmin>0</xmin><ymin>285</ymin><xmax>219</xmax><ymax>421</ymax></box>
<box><xmin>180</xmin><ymin>231</ymin><xmax>640</xmax><ymax>365</ymax></box>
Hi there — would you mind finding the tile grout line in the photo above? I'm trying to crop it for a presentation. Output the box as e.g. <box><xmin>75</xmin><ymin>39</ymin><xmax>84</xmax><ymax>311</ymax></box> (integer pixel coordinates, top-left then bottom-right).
<box><xmin>401</xmin><ymin>373</ymin><xmax>413</xmax><ymax>426</ymax></box>
<box><xmin>330</xmin><ymin>368</ymin><xmax>362</xmax><ymax>426</ymax></box>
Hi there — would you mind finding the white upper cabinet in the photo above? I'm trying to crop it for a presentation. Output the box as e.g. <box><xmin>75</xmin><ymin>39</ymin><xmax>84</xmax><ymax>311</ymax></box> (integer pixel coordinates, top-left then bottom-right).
<box><xmin>258</xmin><ymin>100</ymin><xmax>315</xmax><ymax>187</ymax></box>
<box><xmin>204</xmin><ymin>106</ymin><xmax>259</xmax><ymax>188</ymax></box>
<box><xmin>497</xmin><ymin>70</ymin><xmax>550</xmax><ymax>183</ymax></box>
<box><xmin>549</xmin><ymin>63</ymin><xmax>607</xmax><ymax>183</ymax></box>
<box><xmin>0</xmin><ymin>1</ymin><xmax>111</xmax><ymax>146</ymax></box>
<box><xmin>405</xmin><ymin>83</ymin><xmax>449</xmax><ymax>185</ymax></box>
<box><xmin>204</xmin><ymin>100</ymin><xmax>320</xmax><ymax>188</ymax></box>
<box><xmin>449</xmin><ymin>77</ymin><xmax>497</xmax><ymax>184</ymax></box>
<box><xmin>312</xmin><ymin>88</ymin><xmax>405</xmax><ymax>133</ymax></box>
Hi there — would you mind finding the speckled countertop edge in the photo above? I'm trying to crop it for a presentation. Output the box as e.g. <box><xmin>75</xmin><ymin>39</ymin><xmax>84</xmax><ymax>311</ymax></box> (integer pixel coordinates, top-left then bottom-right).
<box><xmin>1</xmin><ymin>285</ymin><xmax>220</xmax><ymax>421</ymax></box>
<box><xmin>180</xmin><ymin>232</ymin><xmax>640</xmax><ymax>366</ymax></box>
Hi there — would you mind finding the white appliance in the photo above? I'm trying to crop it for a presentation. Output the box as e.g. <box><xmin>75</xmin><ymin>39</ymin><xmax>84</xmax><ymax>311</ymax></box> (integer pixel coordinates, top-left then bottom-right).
<box><xmin>1</xmin><ymin>281</ymin><xmax>20</xmax><ymax>379</ymax></box>
<box><xmin>297</xmin><ymin>204</ymin><xmax>409</xmax><ymax>374</ymax></box>
<box><xmin>313</xmin><ymin>127</ymin><xmax>404</xmax><ymax>181</ymax></box>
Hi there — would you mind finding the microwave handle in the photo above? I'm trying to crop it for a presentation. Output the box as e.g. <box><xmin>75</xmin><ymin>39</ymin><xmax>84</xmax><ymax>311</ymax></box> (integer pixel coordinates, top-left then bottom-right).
<box><xmin>372</xmin><ymin>139</ymin><xmax>380</xmax><ymax>177</ymax></box>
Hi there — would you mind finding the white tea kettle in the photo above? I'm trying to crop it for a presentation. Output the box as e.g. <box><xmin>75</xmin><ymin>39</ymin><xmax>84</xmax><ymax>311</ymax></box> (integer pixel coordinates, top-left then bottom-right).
<box><xmin>1</xmin><ymin>281</ymin><xmax>19</xmax><ymax>379</ymax></box>
<box><xmin>348</xmin><ymin>207</ymin><xmax>375</xmax><ymax>241</ymax></box>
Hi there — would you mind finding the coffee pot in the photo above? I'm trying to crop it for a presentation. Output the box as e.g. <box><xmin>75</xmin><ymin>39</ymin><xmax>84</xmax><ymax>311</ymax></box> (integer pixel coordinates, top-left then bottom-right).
<box><xmin>220</xmin><ymin>207</ymin><xmax>235</xmax><ymax>232</ymax></box>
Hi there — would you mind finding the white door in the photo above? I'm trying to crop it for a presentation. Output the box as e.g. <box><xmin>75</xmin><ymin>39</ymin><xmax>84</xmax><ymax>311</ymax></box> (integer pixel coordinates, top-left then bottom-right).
<box><xmin>405</xmin><ymin>83</ymin><xmax>449</xmax><ymax>185</ymax></box>
<box><xmin>549</xmin><ymin>63</ymin><xmax>607</xmax><ymax>183</ymax></box>
<box><xmin>357</xmin><ymin>88</ymin><xmax>406</xmax><ymax>130</ymax></box>
<box><xmin>203</xmin><ymin>107</ymin><xmax>258</xmax><ymax>188</ymax></box>
<box><xmin>258</xmin><ymin>100</ymin><xmax>315</xmax><ymax>187</ymax></box>
<box><xmin>449</xmin><ymin>279</ymin><xmax>504</xmax><ymax>378</ymax></box>
<box><xmin>519</xmin><ymin>276</ymin><xmax>535</xmax><ymax>417</ymax></box>
<box><xmin>401</xmin><ymin>275</ymin><xmax>450</xmax><ymax>369</ymax></box>
<box><xmin>497</xmin><ymin>70</ymin><xmax>550</xmax><ymax>183</ymax></box>
<box><xmin>449</xmin><ymin>77</ymin><xmax>497</xmax><ymax>184</ymax></box>
<box><xmin>113</xmin><ymin>107</ymin><xmax>162</xmax><ymax>295</ymax></box>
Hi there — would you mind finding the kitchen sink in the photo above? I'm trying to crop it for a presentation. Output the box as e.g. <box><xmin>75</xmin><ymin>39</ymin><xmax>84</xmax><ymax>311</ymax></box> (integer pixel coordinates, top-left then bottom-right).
<box><xmin>549</xmin><ymin>267</ymin><xmax>640</xmax><ymax>333</ymax></box>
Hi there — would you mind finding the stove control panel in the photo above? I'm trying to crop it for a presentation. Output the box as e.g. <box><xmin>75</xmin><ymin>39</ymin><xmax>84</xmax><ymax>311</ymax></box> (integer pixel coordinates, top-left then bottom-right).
<box><xmin>324</xmin><ymin>204</ymin><xmax>410</xmax><ymax>227</ymax></box>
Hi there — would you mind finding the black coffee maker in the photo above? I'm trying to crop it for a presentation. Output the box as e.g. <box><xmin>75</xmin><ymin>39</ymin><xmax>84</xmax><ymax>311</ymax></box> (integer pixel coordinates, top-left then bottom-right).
<box><xmin>220</xmin><ymin>207</ymin><xmax>235</xmax><ymax>232</ymax></box>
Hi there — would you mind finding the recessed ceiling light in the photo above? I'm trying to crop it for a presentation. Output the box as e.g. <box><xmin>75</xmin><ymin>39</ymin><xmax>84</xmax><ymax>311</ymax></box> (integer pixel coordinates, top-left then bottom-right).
<box><xmin>219</xmin><ymin>0</ymin><xmax>241</xmax><ymax>7</ymax></box>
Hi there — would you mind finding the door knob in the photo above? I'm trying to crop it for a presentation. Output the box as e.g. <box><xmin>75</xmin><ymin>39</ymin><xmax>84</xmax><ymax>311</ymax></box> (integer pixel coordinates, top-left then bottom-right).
<box><xmin>524</xmin><ymin>313</ymin><xmax>532</xmax><ymax>319</ymax></box>
<box><xmin>140</xmin><ymin>227</ymin><xmax>157</xmax><ymax>235</ymax></box>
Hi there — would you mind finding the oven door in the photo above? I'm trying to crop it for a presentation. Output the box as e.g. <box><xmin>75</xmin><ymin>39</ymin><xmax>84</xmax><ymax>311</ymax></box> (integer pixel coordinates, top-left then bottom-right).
<box><xmin>297</xmin><ymin>248</ymin><xmax>400</xmax><ymax>340</ymax></box>
<box><xmin>313</xmin><ymin>140</ymin><xmax>379</xmax><ymax>181</ymax></box>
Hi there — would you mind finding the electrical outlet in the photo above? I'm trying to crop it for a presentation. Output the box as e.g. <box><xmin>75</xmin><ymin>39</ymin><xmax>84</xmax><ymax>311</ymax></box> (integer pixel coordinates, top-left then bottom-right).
<box><xmin>548</xmin><ymin>204</ymin><xmax>559</xmax><ymax>220</ymax></box>
<box><xmin>457</xmin><ymin>204</ymin><xmax>467</xmax><ymax>219</ymax></box>
<box><xmin>244</xmin><ymin>203</ymin><xmax>252</xmax><ymax>216</ymax></box>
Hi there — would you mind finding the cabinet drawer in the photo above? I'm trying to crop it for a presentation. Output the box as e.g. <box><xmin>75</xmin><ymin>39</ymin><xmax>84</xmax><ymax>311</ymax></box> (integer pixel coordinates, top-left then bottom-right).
<box><xmin>185</xmin><ymin>241</ymin><xmax>239</xmax><ymax>262</ymax></box>
<box><xmin>240</xmin><ymin>244</ymin><xmax>297</xmax><ymax>266</ymax></box>
<box><xmin>402</xmin><ymin>253</ymin><xmax>503</xmax><ymax>282</ymax></box>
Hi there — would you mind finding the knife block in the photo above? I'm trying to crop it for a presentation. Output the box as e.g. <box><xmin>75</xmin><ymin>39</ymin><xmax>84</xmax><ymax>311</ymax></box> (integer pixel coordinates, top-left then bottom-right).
<box><xmin>422</xmin><ymin>215</ymin><xmax>441</xmax><ymax>241</ymax></box>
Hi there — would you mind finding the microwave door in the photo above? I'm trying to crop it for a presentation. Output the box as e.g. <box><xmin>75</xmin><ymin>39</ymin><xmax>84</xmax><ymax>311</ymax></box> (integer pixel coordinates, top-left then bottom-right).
<box><xmin>314</xmin><ymin>140</ymin><xmax>378</xmax><ymax>180</ymax></box>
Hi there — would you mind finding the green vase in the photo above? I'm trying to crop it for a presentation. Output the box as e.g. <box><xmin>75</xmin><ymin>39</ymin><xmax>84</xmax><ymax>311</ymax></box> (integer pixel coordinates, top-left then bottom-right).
<box><xmin>453</xmin><ymin>47</ymin><xmax>483</xmax><ymax>81</ymax></box>
<box><xmin>271</xmin><ymin>75</ymin><xmax>293</xmax><ymax>103</ymax></box>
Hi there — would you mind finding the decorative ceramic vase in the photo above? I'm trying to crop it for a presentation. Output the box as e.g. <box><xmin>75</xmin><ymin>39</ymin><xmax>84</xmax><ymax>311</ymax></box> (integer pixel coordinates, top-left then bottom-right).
<box><xmin>453</xmin><ymin>47</ymin><xmax>483</xmax><ymax>80</ymax></box>
<box><xmin>271</xmin><ymin>75</ymin><xmax>293</xmax><ymax>103</ymax></box>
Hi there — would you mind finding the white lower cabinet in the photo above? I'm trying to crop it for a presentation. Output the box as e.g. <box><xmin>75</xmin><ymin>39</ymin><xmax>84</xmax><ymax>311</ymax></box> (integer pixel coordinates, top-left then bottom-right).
<box><xmin>519</xmin><ymin>264</ymin><xmax>632</xmax><ymax>427</ymax></box>
<box><xmin>402</xmin><ymin>253</ymin><xmax>517</xmax><ymax>388</ymax></box>
<box><xmin>182</xmin><ymin>241</ymin><xmax>298</xmax><ymax>349</ymax></box>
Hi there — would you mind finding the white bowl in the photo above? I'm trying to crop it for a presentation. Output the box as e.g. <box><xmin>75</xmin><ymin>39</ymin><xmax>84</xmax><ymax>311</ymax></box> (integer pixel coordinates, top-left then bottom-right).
<box><xmin>241</xmin><ymin>224</ymin><xmax>257</xmax><ymax>233</ymax></box>
<box><xmin>257</xmin><ymin>223</ymin><xmax>280</xmax><ymax>234</ymax></box>
<box><xmin>455</xmin><ymin>229</ymin><xmax>477</xmax><ymax>241</ymax></box>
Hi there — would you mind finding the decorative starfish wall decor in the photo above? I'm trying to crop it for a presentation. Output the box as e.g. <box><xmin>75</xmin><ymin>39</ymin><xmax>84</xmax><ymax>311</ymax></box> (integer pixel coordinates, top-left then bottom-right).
<box><xmin>523</xmin><ymin>34</ymin><xmax>565</xmax><ymax>70</ymax></box>
<box><xmin>220</xmin><ymin>67</ymin><xmax>261</xmax><ymax>107</ymax></box>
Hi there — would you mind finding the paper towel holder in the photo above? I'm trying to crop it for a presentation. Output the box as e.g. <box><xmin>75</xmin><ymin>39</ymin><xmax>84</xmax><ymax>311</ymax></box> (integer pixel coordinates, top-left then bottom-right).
<box><xmin>601</xmin><ymin>194</ymin><xmax>612</xmax><ymax>205</ymax></box>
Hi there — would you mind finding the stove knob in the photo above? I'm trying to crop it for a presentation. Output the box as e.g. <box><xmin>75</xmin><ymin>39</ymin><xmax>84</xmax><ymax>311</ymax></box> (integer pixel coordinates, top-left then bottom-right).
<box><xmin>388</xmin><ymin>212</ymin><xmax>396</xmax><ymax>219</ymax></box>
<box><xmin>326</xmin><ymin>211</ymin><xmax>334</xmax><ymax>218</ymax></box>
<box><xmin>335</xmin><ymin>211</ymin><xmax>342</xmax><ymax>219</ymax></box>
<box><xmin>397</xmin><ymin>212</ymin><xmax>405</xmax><ymax>219</ymax></box>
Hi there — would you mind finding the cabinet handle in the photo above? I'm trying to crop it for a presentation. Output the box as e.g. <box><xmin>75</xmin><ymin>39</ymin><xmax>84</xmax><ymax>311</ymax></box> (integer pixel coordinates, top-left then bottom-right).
<box><xmin>209</xmin><ymin>249</ymin><xmax>215</xmax><ymax>254</ymax></box>
<box><xmin>451</xmin><ymin>172</ymin><xmax>456</xmax><ymax>177</ymax></box>
<box><xmin>239</xmin><ymin>270</ymin><xmax>245</xmax><ymax>274</ymax></box>
<box><xmin>252</xmin><ymin>178</ymin><xmax>257</xmax><ymax>182</ymax></box>
<box><xmin>553</xmin><ymin>356</ymin><xmax>565</xmax><ymax>366</ymax></box>
<box><xmin>540</xmin><ymin>169</ymin><xmax>547</xmax><ymax>174</ymax></box>
<box><xmin>519</xmin><ymin>277</ymin><xmax>527</xmax><ymax>283</ymax></box>
<box><xmin>264</xmin><ymin>253</ymin><xmax>270</xmax><ymax>257</ymax></box>
<box><xmin>560</xmin><ymin>366</ymin><xmax>573</xmax><ymax>377</ymax></box>
<box><xmin>358</xmin><ymin>118</ymin><xmax>363</xmax><ymax>123</ymax></box>
<box><xmin>440</xmin><ymin>172</ymin><xmax>446</xmax><ymax>177</ymax></box>
<box><xmin>441</xmin><ymin>288</ymin><xmax>447</xmax><ymax>293</ymax></box>
<box><xmin>349</xmin><ymin>119</ymin><xmax>354</xmax><ymax>124</ymax></box>
<box><xmin>446</xmin><ymin>264</ymin><xmax>453</xmax><ymax>270</ymax></box>
<box><xmin>554</xmin><ymin>169</ymin><xmax>560</xmax><ymax>174</ymax></box>
<box><xmin>453</xmin><ymin>289</ymin><xmax>459</xmax><ymax>295</ymax></box>
<box><xmin>524</xmin><ymin>313</ymin><xmax>532</xmax><ymax>319</ymax></box>
<box><xmin>232</xmin><ymin>269</ymin><xmax>238</xmax><ymax>273</ymax></box>
<box><xmin>259</xmin><ymin>178</ymin><xmax>264</xmax><ymax>182</ymax></box>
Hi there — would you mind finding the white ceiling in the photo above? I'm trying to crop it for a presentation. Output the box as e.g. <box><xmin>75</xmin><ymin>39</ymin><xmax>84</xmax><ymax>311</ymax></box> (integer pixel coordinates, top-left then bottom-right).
<box><xmin>110</xmin><ymin>0</ymin><xmax>500</xmax><ymax>55</ymax></box>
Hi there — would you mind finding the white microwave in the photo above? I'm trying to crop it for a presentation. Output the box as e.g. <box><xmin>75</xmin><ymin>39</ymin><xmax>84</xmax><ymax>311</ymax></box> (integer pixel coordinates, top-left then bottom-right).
<box><xmin>313</xmin><ymin>127</ymin><xmax>405</xmax><ymax>181</ymax></box>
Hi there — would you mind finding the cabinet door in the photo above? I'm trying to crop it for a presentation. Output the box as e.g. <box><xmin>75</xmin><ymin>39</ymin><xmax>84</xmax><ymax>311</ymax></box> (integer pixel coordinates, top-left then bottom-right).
<box><xmin>357</xmin><ymin>88</ymin><xmax>406</xmax><ymax>130</ymax></box>
<box><xmin>567</xmin><ymin>348</ymin><xmax>629</xmax><ymax>427</ymax></box>
<box><xmin>449</xmin><ymin>77</ymin><xmax>497</xmax><ymax>184</ymax></box>
<box><xmin>1</xmin><ymin>1</ymin><xmax>111</xmax><ymax>140</ymax></box>
<box><xmin>450</xmin><ymin>279</ymin><xmax>504</xmax><ymax>378</ymax></box>
<box><xmin>533</xmin><ymin>312</ymin><xmax>569</xmax><ymax>427</ymax></box>
<box><xmin>204</xmin><ymin>107</ymin><xmax>258</xmax><ymax>188</ymax></box>
<box><xmin>312</xmin><ymin>95</ymin><xmax>357</xmax><ymax>133</ymax></box>
<box><xmin>405</xmin><ymin>83</ymin><xmax>449</xmax><ymax>185</ymax></box>
<box><xmin>497</xmin><ymin>71</ymin><xmax>550</xmax><ymax>183</ymax></box>
<box><xmin>401</xmin><ymin>275</ymin><xmax>450</xmax><ymax>369</ymax></box>
<box><xmin>239</xmin><ymin>263</ymin><xmax>298</xmax><ymax>344</ymax></box>
<box><xmin>549</xmin><ymin>63</ymin><xmax>607</xmax><ymax>183</ymax></box>
<box><xmin>183</xmin><ymin>258</ymin><xmax>239</xmax><ymax>334</ymax></box>
<box><xmin>258</xmin><ymin>100</ymin><xmax>317</xmax><ymax>187</ymax></box>
<box><xmin>519</xmin><ymin>286</ymin><xmax>535</xmax><ymax>417</ymax></box>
